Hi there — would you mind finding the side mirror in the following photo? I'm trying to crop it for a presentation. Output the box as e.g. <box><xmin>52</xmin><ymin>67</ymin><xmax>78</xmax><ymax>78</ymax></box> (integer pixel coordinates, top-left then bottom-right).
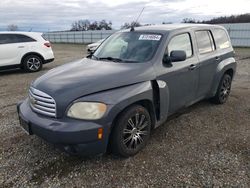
<box><xmin>170</xmin><ymin>50</ymin><xmax>186</xmax><ymax>62</ymax></box>
<box><xmin>163</xmin><ymin>50</ymin><xmax>187</xmax><ymax>65</ymax></box>
<box><xmin>86</xmin><ymin>50</ymin><xmax>95</xmax><ymax>58</ymax></box>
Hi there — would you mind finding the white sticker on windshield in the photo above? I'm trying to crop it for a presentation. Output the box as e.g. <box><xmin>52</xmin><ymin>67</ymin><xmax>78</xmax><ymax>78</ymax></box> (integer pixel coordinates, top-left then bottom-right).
<box><xmin>139</xmin><ymin>34</ymin><xmax>161</xmax><ymax>41</ymax></box>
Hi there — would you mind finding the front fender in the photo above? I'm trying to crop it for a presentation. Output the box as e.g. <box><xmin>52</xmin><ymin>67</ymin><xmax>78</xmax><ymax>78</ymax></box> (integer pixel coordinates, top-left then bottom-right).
<box><xmin>77</xmin><ymin>81</ymin><xmax>155</xmax><ymax>126</ymax></box>
<box><xmin>210</xmin><ymin>57</ymin><xmax>236</xmax><ymax>97</ymax></box>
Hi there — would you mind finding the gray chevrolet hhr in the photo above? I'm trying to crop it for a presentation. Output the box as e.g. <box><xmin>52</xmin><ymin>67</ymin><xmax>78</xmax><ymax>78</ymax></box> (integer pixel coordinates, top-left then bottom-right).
<box><xmin>17</xmin><ymin>24</ymin><xmax>236</xmax><ymax>157</ymax></box>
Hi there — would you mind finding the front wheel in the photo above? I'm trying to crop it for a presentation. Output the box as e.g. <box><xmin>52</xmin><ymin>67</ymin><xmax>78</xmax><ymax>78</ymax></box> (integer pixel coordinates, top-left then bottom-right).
<box><xmin>111</xmin><ymin>105</ymin><xmax>152</xmax><ymax>157</ymax></box>
<box><xmin>23</xmin><ymin>55</ymin><xmax>43</xmax><ymax>72</ymax></box>
<box><xmin>211</xmin><ymin>74</ymin><xmax>232</xmax><ymax>104</ymax></box>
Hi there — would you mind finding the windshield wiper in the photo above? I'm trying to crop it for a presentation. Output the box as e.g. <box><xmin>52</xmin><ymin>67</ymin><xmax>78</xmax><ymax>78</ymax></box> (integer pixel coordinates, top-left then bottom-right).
<box><xmin>99</xmin><ymin>57</ymin><xmax>123</xmax><ymax>62</ymax></box>
<box><xmin>99</xmin><ymin>57</ymin><xmax>139</xmax><ymax>63</ymax></box>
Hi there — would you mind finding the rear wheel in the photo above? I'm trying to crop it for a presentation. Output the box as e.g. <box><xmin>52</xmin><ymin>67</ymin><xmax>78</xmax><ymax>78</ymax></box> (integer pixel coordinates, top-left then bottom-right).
<box><xmin>111</xmin><ymin>105</ymin><xmax>151</xmax><ymax>157</ymax></box>
<box><xmin>23</xmin><ymin>55</ymin><xmax>43</xmax><ymax>72</ymax></box>
<box><xmin>212</xmin><ymin>74</ymin><xmax>232</xmax><ymax>104</ymax></box>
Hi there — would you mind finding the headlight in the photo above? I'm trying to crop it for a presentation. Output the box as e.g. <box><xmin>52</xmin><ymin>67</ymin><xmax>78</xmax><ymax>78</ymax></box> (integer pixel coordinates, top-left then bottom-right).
<box><xmin>67</xmin><ymin>102</ymin><xmax>107</xmax><ymax>120</ymax></box>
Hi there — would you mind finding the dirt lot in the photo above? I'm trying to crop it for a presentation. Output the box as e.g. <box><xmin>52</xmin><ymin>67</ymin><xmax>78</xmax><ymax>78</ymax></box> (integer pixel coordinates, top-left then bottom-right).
<box><xmin>0</xmin><ymin>44</ymin><xmax>249</xmax><ymax>187</ymax></box>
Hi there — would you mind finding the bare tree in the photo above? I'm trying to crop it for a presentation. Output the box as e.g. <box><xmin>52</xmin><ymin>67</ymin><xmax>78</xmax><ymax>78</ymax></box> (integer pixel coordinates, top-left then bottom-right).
<box><xmin>71</xmin><ymin>20</ymin><xmax>90</xmax><ymax>31</ymax></box>
<box><xmin>70</xmin><ymin>19</ymin><xmax>112</xmax><ymax>31</ymax></box>
<box><xmin>162</xmin><ymin>22</ymin><xmax>172</xmax><ymax>24</ymax></box>
<box><xmin>98</xmin><ymin>20</ymin><xmax>112</xmax><ymax>30</ymax></box>
<box><xmin>182</xmin><ymin>18</ymin><xmax>197</xmax><ymax>23</ymax></box>
<box><xmin>181</xmin><ymin>13</ymin><xmax>250</xmax><ymax>24</ymax></box>
<box><xmin>202</xmin><ymin>14</ymin><xmax>250</xmax><ymax>24</ymax></box>
<box><xmin>7</xmin><ymin>24</ymin><xmax>18</xmax><ymax>31</ymax></box>
<box><xmin>120</xmin><ymin>21</ymin><xmax>141</xmax><ymax>29</ymax></box>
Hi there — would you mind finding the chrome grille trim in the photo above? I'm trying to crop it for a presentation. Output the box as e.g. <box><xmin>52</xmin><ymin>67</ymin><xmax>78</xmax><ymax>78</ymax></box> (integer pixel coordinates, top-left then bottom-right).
<box><xmin>29</xmin><ymin>90</ymin><xmax>54</xmax><ymax>103</ymax></box>
<box><xmin>29</xmin><ymin>87</ymin><xmax>56</xmax><ymax>117</ymax></box>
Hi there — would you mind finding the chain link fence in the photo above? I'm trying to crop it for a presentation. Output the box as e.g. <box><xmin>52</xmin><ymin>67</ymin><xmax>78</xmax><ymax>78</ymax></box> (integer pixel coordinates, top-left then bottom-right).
<box><xmin>221</xmin><ymin>23</ymin><xmax>250</xmax><ymax>47</ymax></box>
<box><xmin>43</xmin><ymin>30</ymin><xmax>116</xmax><ymax>44</ymax></box>
<box><xmin>44</xmin><ymin>23</ymin><xmax>250</xmax><ymax>47</ymax></box>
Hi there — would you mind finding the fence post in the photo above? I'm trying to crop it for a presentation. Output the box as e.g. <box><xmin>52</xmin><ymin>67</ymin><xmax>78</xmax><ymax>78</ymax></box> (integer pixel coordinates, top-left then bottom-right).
<box><xmin>47</xmin><ymin>33</ymin><xmax>50</xmax><ymax>41</ymax></box>
<box><xmin>83</xmin><ymin>31</ymin><xmax>85</xmax><ymax>44</ymax></box>
<box><xmin>91</xmin><ymin>32</ymin><xmax>93</xmax><ymax>43</ymax></box>
<box><xmin>60</xmin><ymin>33</ymin><xmax>62</xmax><ymax>43</ymax></box>
<box><xmin>228</xmin><ymin>27</ymin><xmax>231</xmax><ymax>37</ymax></box>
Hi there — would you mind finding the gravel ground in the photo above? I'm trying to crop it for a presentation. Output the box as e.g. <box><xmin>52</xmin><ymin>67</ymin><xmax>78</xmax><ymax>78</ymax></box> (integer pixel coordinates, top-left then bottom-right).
<box><xmin>0</xmin><ymin>44</ymin><xmax>249</xmax><ymax>187</ymax></box>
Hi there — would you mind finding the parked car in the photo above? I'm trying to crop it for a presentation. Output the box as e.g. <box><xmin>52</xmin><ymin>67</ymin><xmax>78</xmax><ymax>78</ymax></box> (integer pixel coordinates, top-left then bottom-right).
<box><xmin>0</xmin><ymin>32</ymin><xmax>54</xmax><ymax>72</ymax></box>
<box><xmin>87</xmin><ymin>38</ymin><xmax>105</xmax><ymax>54</ymax></box>
<box><xmin>17</xmin><ymin>24</ymin><xmax>236</xmax><ymax>157</ymax></box>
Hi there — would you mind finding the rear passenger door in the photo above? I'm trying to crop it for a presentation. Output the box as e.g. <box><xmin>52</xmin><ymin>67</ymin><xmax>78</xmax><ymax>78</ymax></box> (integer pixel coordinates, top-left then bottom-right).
<box><xmin>0</xmin><ymin>34</ymin><xmax>35</xmax><ymax>67</ymax></box>
<box><xmin>195</xmin><ymin>30</ymin><xmax>218</xmax><ymax>98</ymax></box>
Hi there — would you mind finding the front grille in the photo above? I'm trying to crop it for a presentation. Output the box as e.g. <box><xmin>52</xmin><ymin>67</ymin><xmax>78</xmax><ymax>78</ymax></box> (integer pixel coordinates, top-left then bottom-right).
<box><xmin>29</xmin><ymin>87</ymin><xmax>56</xmax><ymax>117</ymax></box>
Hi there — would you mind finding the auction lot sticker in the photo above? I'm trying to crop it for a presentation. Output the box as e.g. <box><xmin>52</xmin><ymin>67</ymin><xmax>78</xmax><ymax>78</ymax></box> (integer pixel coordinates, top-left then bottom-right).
<box><xmin>139</xmin><ymin>34</ymin><xmax>161</xmax><ymax>41</ymax></box>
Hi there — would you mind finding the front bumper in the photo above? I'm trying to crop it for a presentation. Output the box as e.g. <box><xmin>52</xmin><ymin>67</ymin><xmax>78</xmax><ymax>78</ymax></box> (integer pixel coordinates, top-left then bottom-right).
<box><xmin>17</xmin><ymin>99</ymin><xmax>109</xmax><ymax>155</ymax></box>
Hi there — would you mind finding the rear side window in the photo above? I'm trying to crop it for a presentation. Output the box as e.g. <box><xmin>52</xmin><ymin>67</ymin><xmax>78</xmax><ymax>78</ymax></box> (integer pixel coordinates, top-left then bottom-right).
<box><xmin>168</xmin><ymin>33</ymin><xmax>193</xmax><ymax>58</ymax></box>
<box><xmin>213</xmin><ymin>29</ymin><xmax>230</xmax><ymax>49</ymax></box>
<box><xmin>195</xmin><ymin>31</ymin><xmax>215</xmax><ymax>54</ymax></box>
<box><xmin>16</xmin><ymin>34</ymin><xmax>36</xmax><ymax>42</ymax></box>
<box><xmin>0</xmin><ymin>34</ymin><xmax>36</xmax><ymax>44</ymax></box>
<box><xmin>41</xmin><ymin>34</ymin><xmax>48</xmax><ymax>41</ymax></box>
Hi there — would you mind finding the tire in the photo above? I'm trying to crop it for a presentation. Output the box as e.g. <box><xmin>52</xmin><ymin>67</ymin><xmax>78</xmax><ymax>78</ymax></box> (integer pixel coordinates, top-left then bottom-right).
<box><xmin>211</xmin><ymin>74</ymin><xmax>232</xmax><ymax>104</ymax></box>
<box><xmin>22</xmin><ymin>55</ymin><xmax>43</xmax><ymax>72</ymax></box>
<box><xmin>110</xmin><ymin>105</ymin><xmax>152</xmax><ymax>157</ymax></box>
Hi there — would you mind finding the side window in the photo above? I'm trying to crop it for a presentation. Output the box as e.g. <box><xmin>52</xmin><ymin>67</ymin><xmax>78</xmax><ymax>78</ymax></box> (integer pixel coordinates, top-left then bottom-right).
<box><xmin>42</xmin><ymin>34</ymin><xmax>48</xmax><ymax>41</ymax></box>
<box><xmin>0</xmin><ymin>34</ymin><xmax>36</xmax><ymax>44</ymax></box>
<box><xmin>213</xmin><ymin>29</ymin><xmax>230</xmax><ymax>49</ymax></box>
<box><xmin>195</xmin><ymin>31</ymin><xmax>215</xmax><ymax>54</ymax></box>
<box><xmin>168</xmin><ymin>33</ymin><xmax>193</xmax><ymax>58</ymax></box>
<box><xmin>15</xmin><ymin>34</ymin><xmax>36</xmax><ymax>43</ymax></box>
<box><xmin>0</xmin><ymin>34</ymin><xmax>12</xmax><ymax>44</ymax></box>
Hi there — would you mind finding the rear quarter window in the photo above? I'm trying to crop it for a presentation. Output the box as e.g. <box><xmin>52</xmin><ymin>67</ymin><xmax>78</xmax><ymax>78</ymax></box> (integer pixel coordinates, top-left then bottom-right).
<box><xmin>212</xmin><ymin>29</ymin><xmax>231</xmax><ymax>49</ymax></box>
<box><xmin>41</xmin><ymin>34</ymin><xmax>48</xmax><ymax>41</ymax></box>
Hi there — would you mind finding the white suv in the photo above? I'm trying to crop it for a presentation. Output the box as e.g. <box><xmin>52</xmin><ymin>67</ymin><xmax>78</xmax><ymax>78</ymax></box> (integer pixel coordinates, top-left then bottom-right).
<box><xmin>0</xmin><ymin>32</ymin><xmax>54</xmax><ymax>72</ymax></box>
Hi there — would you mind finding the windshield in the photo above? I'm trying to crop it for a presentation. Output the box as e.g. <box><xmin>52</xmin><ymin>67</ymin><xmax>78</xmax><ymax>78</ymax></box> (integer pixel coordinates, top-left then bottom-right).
<box><xmin>92</xmin><ymin>32</ymin><xmax>162</xmax><ymax>63</ymax></box>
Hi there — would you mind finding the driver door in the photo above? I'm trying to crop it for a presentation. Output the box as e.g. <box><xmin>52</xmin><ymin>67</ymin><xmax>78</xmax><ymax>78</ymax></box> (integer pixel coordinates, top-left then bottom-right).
<box><xmin>157</xmin><ymin>32</ymin><xmax>199</xmax><ymax>114</ymax></box>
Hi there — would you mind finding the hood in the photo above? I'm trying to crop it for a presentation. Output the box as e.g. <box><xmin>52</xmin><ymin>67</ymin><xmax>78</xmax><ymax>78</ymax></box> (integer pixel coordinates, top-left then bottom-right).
<box><xmin>32</xmin><ymin>58</ymin><xmax>156</xmax><ymax>115</ymax></box>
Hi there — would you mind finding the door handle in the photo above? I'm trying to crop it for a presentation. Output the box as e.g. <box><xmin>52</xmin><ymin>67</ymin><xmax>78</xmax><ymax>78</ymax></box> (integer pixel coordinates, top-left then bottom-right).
<box><xmin>215</xmin><ymin>56</ymin><xmax>220</xmax><ymax>61</ymax></box>
<box><xmin>189</xmin><ymin>64</ymin><xmax>196</xmax><ymax>70</ymax></box>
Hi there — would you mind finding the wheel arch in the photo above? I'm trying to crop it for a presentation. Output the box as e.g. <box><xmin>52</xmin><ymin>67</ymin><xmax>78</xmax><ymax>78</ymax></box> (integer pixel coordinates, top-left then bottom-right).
<box><xmin>21</xmin><ymin>52</ymin><xmax>45</xmax><ymax>67</ymax></box>
<box><xmin>111</xmin><ymin>99</ymin><xmax>156</xmax><ymax>131</ymax></box>
<box><xmin>209</xmin><ymin>58</ymin><xmax>236</xmax><ymax>97</ymax></box>
<box><xmin>224</xmin><ymin>68</ymin><xmax>234</xmax><ymax>78</ymax></box>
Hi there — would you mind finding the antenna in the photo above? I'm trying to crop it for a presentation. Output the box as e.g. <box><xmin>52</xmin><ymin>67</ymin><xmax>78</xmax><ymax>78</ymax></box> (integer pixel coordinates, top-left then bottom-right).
<box><xmin>130</xmin><ymin>7</ymin><xmax>145</xmax><ymax>31</ymax></box>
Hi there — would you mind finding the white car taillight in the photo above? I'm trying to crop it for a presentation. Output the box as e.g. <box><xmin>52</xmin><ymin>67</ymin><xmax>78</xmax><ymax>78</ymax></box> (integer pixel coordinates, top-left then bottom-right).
<box><xmin>44</xmin><ymin>42</ymin><xmax>51</xmax><ymax>48</ymax></box>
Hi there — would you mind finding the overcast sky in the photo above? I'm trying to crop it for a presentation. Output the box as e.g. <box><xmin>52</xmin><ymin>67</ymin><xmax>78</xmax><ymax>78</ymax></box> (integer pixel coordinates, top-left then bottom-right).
<box><xmin>0</xmin><ymin>0</ymin><xmax>250</xmax><ymax>31</ymax></box>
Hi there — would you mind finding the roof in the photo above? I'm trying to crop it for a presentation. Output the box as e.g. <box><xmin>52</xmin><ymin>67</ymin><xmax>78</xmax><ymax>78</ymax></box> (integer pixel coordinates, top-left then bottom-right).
<box><xmin>0</xmin><ymin>31</ymin><xmax>43</xmax><ymax>35</ymax></box>
<box><xmin>122</xmin><ymin>24</ymin><xmax>224</xmax><ymax>33</ymax></box>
